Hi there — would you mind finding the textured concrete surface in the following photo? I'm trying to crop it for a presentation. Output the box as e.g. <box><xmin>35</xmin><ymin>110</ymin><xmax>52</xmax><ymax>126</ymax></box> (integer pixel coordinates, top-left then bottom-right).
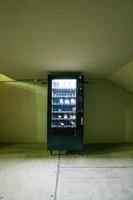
<box><xmin>57</xmin><ymin>168</ymin><xmax>133</xmax><ymax>200</ymax></box>
<box><xmin>0</xmin><ymin>144</ymin><xmax>133</xmax><ymax>200</ymax></box>
<box><xmin>0</xmin><ymin>144</ymin><xmax>58</xmax><ymax>200</ymax></box>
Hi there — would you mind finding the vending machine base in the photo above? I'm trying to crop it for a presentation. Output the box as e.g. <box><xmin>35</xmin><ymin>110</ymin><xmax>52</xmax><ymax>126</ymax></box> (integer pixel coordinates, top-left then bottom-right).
<box><xmin>48</xmin><ymin>135</ymin><xmax>83</xmax><ymax>154</ymax></box>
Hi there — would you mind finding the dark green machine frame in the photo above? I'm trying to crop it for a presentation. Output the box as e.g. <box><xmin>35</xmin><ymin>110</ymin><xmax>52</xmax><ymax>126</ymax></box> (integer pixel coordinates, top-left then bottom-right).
<box><xmin>47</xmin><ymin>74</ymin><xmax>84</xmax><ymax>154</ymax></box>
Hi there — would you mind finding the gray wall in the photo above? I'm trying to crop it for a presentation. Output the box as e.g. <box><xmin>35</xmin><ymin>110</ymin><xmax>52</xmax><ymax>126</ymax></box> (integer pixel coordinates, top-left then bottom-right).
<box><xmin>84</xmin><ymin>80</ymin><xmax>133</xmax><ymax>143</ymax></box>
<box><xmin>0</xmin><ymin>80</ymin><xmax>133</xmax><ymax>144</ymax></box>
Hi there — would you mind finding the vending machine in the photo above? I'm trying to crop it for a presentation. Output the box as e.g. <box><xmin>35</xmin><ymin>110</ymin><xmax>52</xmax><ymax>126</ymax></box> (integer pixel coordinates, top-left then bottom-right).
<box><xmin>47</xmin><ymin>74</ymin><xmax>84</xmax><ymax>154</ymax></box>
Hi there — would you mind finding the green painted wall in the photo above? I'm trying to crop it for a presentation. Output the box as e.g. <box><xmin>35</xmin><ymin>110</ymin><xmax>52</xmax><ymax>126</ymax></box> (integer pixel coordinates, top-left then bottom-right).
<box><xmin>0</xmin><ymin>82</ymin><xmax>47</xmax><ymax>143</ymax></box>
<box><xmin>0</xmin><ymin>80</ymin><xmax>133</xmax><ymax>144</ymax></box>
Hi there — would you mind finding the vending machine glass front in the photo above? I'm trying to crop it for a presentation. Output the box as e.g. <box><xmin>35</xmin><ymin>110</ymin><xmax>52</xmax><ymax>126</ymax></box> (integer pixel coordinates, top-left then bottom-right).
<box><xmin>51</xmin><ymin>79</ymin><xmax>77</xmax><ymax>128</ymax></box>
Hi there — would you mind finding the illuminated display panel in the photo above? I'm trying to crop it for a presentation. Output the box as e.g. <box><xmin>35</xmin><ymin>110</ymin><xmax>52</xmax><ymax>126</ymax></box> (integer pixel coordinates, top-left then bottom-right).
<box><xmin>51</xmin><ymin>79</ymin><xmax>77</xmax><ymax>128</ymax></box>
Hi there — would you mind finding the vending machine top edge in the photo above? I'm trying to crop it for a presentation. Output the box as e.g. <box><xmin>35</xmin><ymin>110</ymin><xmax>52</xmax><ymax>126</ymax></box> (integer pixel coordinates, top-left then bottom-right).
<box><xmin>47</xmin><ymin>74</ymin><xmax>84</xmax><ymax>153</ymax></box>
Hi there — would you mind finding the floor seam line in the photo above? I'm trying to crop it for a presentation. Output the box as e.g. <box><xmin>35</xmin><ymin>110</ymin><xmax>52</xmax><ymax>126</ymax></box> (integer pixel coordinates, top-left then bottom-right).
<box><xmin>59</xmin><ymin>166</ymin><xmax>133</xmax><ymax>169</ymax></box>
<box><xmin>50</xmin><ymin>152</ymin><xmax>60</xmax><ymax>200</ymax></box>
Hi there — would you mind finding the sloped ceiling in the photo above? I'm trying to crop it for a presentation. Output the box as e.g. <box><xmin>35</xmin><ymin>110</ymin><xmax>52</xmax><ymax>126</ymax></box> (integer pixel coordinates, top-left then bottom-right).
<box><xmin>0</xmin><ymin>0</ymin><xmax>133</xmax><ymax>91</ymax></box>
<box><xmin>107</xmin><ymin>60</ymin><xmax>133</xmax><ymax>93</ymax></box>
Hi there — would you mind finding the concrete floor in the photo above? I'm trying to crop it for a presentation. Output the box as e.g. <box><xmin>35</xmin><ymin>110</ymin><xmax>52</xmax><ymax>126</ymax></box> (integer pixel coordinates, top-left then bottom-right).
<box><xmin>0</xmin><ymin>144</ymin><xmax>133</xmax><ymax>200</ymax></box>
